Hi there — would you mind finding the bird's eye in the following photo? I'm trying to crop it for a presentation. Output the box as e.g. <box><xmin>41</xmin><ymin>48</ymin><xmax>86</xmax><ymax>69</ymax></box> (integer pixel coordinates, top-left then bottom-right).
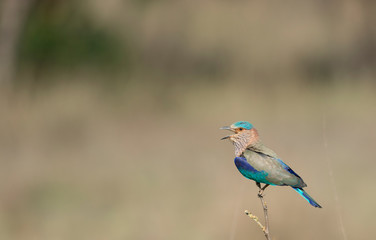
<box><xmin>238</xmin><ymin>128</ymin><xmax>244</xmax><ymax>131</ymax></box>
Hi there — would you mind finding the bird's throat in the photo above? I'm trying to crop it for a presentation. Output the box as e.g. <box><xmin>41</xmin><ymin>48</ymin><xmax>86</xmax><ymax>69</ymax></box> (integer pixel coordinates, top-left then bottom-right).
<box><xmin>232</xmin><ymin>128</ymin><xmax>259</xmax><ymax>156</ymax></box>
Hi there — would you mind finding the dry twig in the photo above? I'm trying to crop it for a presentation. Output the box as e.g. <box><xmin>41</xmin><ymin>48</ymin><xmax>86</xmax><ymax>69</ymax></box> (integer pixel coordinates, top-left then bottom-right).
<box><xmin>245</xmin><ymin>183</ymin><xmax>271</xmax><ymax>240</ymax></box>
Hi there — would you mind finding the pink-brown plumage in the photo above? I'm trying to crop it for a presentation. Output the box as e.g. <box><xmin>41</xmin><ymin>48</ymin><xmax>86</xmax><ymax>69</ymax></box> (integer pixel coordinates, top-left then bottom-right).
<box><xmin>230</xmin><ymin>128</ymin><xmax>260</xmax><ymax>157</ymax></box>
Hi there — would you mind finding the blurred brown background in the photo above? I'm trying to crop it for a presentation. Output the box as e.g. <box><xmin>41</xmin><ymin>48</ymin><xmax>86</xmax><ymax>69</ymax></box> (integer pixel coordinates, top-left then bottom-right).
<box><xmin>1</xmin><ymin>0</ymin><xmax>375</xmax><ymax>239</ymax></box>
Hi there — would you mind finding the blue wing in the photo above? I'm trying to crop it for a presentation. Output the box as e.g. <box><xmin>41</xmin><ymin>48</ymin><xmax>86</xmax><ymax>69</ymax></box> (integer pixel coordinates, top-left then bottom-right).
<box><xmin>236</xmin><ymin>150</ymin><xmax>307</xmax><ymax>187</ymax></box>
<box><xmin>234</xmin><ymin>153</ymin><xmax>321</xmax><ymax>208</ymax></box>
<box><xmin>234</xmin><ymin>157</ymin><xmax>273</xmax><ymax>185</ymax></box>
<box><xmin>274</xmin><ymin>158</ymin><xmax>303</xmax><ymax>179</ymax></box>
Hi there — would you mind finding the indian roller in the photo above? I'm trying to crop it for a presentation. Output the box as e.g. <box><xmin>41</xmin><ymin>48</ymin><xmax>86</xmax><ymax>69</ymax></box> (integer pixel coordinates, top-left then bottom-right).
<box><xmin>221</xmin><ymin>121</ymin><xmax>322</xmax><ymax>208</ymax></box>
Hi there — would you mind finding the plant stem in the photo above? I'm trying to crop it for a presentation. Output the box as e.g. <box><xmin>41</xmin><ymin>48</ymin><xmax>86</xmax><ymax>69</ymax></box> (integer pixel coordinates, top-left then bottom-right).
<box><xmin>258</xmin><ymin>191</ymin><xmax>271</xmax><ymax>240</ymax></box>
<box><xmin>245</xmin><ymin>183</ymin><xmax>271</xmax><ymax>240</ymax></box>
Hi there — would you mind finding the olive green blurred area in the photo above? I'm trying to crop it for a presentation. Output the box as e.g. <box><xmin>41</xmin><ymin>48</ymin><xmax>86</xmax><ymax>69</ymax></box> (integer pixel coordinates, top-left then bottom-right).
<box><xmin>1</xmin><ymin>0</ymin><xmax>376</xmax><ymax>240</ymax></box>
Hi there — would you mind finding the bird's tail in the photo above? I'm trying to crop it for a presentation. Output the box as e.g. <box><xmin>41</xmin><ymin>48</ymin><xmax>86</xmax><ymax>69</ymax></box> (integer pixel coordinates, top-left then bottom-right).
<box><xmin>292</xmin><ymin>187</ymin><xmax>322</xmax><ymax>208</ymax></box>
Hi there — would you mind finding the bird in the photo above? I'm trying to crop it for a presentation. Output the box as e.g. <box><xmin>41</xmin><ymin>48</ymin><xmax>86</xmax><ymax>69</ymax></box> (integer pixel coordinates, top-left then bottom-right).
<box><xmin>220</xmin><ymin>121</ymin><xmax>322</xmax><ymax>208</ymax></box>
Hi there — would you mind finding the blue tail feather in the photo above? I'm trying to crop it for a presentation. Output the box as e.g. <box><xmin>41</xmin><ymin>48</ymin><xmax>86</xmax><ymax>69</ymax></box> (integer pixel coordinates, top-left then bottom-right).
<box><xmin>293</xmin><ymin>187</ymin><xmax>322</xmax><ymax>208</ymax></box>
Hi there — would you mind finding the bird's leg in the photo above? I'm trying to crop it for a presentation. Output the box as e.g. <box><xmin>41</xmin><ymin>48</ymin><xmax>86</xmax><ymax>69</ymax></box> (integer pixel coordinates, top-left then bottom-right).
<box><xmin>256</xmin><ymin>183</ymin><xmax>269</xmax><ymax>197</ymax></box>
<box><xmin>258</xmin><ymin>184</ymin><xmax>270</xmax><ymax>197</ymax></box>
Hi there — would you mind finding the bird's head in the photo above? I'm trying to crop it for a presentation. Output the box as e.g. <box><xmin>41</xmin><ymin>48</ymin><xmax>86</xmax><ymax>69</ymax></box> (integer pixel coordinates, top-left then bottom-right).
<box><xmin>220</xmin><ymin>121</ymin><xmax>253</xmax><ymax>140</ymax></box>
<box><xmin>220</xmin><ymin>121</ymin><xmax>259</xmax><ymax>156</ymax></box>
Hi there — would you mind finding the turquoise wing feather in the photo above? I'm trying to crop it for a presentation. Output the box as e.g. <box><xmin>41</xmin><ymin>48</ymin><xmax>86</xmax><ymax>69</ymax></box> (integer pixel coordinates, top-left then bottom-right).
<box><xmin>234</xmin><ymin>156</ymin><xmax>272</xmax><ymax>185</ymax></box>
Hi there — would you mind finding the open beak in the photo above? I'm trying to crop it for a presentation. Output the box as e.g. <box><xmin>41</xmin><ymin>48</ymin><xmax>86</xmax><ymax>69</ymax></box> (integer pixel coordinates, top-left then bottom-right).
<box><xmin>220</xmin><ymin>135</ymin><xmax>230</xmax><ymax>140</ymax></box>
<box><xmin>220</xmin><ymin>126</ymin><xmax>234</xmax><ymax>140</ymax></box>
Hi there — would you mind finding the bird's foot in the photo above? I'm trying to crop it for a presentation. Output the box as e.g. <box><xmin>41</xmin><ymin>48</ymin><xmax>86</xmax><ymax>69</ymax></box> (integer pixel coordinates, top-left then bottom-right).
<box><xmin>257</xmin><ymin>184</ymin><xmax>269</xmax><ymax>197</ymax></box>
<box><xmin>258</xmin><ymin>190</ymin><xmax>264</xmax><ymax>198</ymax></box>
